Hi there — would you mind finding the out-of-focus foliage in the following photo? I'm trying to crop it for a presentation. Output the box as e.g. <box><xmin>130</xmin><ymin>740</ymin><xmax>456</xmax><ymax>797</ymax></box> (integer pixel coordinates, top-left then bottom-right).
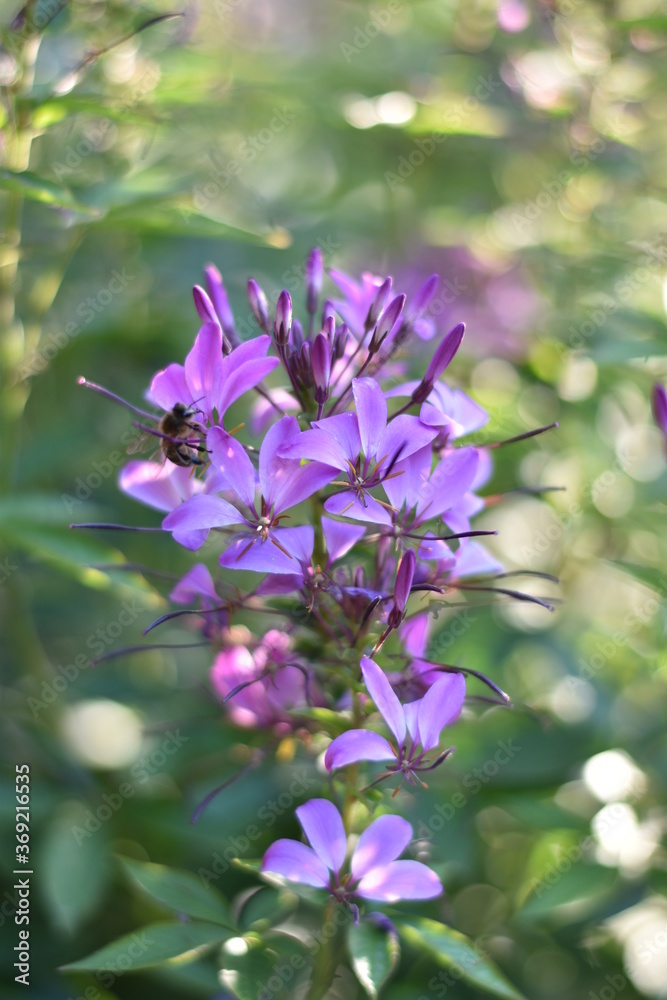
<box><xmin>1</xmin><ymin>1</ymin><xmax>666</xmax><ymax>998</ymax></box>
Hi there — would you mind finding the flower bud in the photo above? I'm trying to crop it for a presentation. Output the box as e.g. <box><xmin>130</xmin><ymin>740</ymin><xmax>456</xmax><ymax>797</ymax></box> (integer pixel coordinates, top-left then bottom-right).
<box><xmin>410</xmin><ymin>274</ymin><xmax>439</xmax><ymax>318</ymax></box>
<box><xmin>311</xmin><ymin>332</ymin><xmax>332</xmax><ymax>404</ymax></box>
<box><xmin>365</xmin><ymin>277</ymin><xmax>392</xmax><ymax>331</ymax></box>
<box><xmin>274</xmin><ymin>290</ymin><xmax>293</xmax><ymax>347</ymax></box>
<box><xmin>411</xmin><ymin>322</ymin><xmax>465</xmax><ymax>403</ymax></box>
<box><xmin>205</xmin><ymin>264</ymin><xmax>237</xmax><ymax>344</ymax></box>
<box><xmin>193</xmin><ymin>284</ymin><xmax>217</xmax><ymax>324</ymax></box>
<box><xmin>333</xmin><ymin>323</ymin><xmax>349</xmax><ymax>362</ymax></box>
<box><xmin>247</xmin><ymin>278</ymin><xmax>270</xmax><ymax>332</ymax></box>
<box><xmin>369</xmin><ymin>293</ymin><xmax>405</xmax><ymax>354</ymax></box>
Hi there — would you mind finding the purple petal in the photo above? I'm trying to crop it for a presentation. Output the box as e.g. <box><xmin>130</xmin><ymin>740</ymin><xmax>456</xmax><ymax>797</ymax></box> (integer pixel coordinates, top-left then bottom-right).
<box><xmin>278</xmin><ymin>427</ymin><xmax>349</xmax><ymax>470</ymax></box>
<box><xmin>417</xmin><ymin>673</ymin><xmax>466</xmax><ymax>751</ymax></box>
<box><xmin>170</xmin><ymin>564</ymin><xmax>218</xmax><ymax>604</ymax></box>
<box><xmin>454</xmin><ymin>541</ymin><xmax>503</xmax><ymax>578</ymax></box>
<box><xmin>378</xmin><ymin>414</ymin><xmax>438</xmax><ymax>464</ymax></box>
<box><xmin>296</xmin><ymin>799</ymin><xmax>346</xmax><ymax>876</ymax></box>
<box><xmin>417</xmin><ymin>448</ymin><xmax>479</xmax><ymax>522</ymax></box>
<box><xmin>184</xmin><ymin>322</ymin><xmax>223</xmax><ymax>419</ymax></box>
<box><xmin>400</xmin><ymin>614</ymin><xmax>430</xmax><ymax>658</ymax></box>
<box><xmin>324</xmin><ymin>730</ymin><xmax>395</xmax><ymax>771</ymax></box>
<box><xmin>403</xmin><ymin>700</ymin><xmax>421</xmax><ymax>744</ymax></box>
<box><xmin>351</xmin><ymin>815</ymin><xmax>412</xmax><ymax>881</ymax></box>
<box><xmin>361</xmin><ymin>656</ymin><xmax>406</xmax><ymax>745</ymax></box>
<box><xmin>119</xmin><ymin>461</ymin><xmax>199</xmax><ymax>512</ymax></box>
<box><xmin>220</xmin><ymin>526</ymin><xmax>314</xmax><ymax>574</ymax></box>
<box><xmin>261</xmin><ymin>418</ymin><xmax>337</xmax><ymax>514</ymax></box>
<box><xmin>356</xmin><ymin>860</ymin><xmax>443</xmax><ymax>902</ymax></box>
<box><xmin>148</xmin><ymin>363</ymin><xmax>189</xmax><ymax>411</ymax></box>
<box><xmin>217</xmin><ymin>357</ymin><xmax>280</xmax><ymax>418</ymax></box>
<box><xmin>163</xmin><ymin>494</ymin><xmax>243</xmax><ymax>549</ymax></box>
<box><xmin>262</xmin><ymin>839</ymin><xmax>330</xmax><ymax>888</ymax></box>
<box><xmin>353</xmin><ymin>378</ymin><xmax>387</xmax><ymax>458</ymax></box>
<box><xmin>322</xmin><ymin>517</ymin><xmax>366</xmax><ymax>564</ymax></box>
<box><xmin>324</xmin><ymin>492</ymin><xmax>393</xmax><ymax>526</ymax></box>
<box><xmin>207</xmin><ymin>427</ymin><xmax>257</xmax><ymax>510</ymax></box>
<box><xmin>312</xmin><ymin>412</ymin><xmax>362</xmax><ymax>459</ymax></box>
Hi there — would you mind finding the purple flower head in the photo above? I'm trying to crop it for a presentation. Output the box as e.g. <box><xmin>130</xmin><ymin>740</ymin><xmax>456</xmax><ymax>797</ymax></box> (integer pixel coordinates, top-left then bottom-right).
<box><xmin>325</xmin><ymin>656</ymin><xmax>465</xmax><ymax>791</ymax></box>
<box><xmin>282</xmin><ymin>377</ymin><xmax>438</xmax><ymax>517</ymax></box>
<box><xmin>247</xmin><ymin>278</ymin><xmax>270</xmax><ymax>332</ymax></box>
<box><xmin>262</xmin><ymin>798</ymin><xmax>442</xmax><ymax>906</ymax></box>
<box><xmin>148</xmin><ymin>326</ymin><xmax>279</xmax><ymax>427</ymax></box>
<box><xmin>162</xmin><ymin>416</ymin><xmax>337</xmax><ymax>567</ymax></box>
<box><xmin>306</xmin><ymin>247</ymin><xmax>323</xmax><ymax>315</ymax></box>
<box><xmin>652</xmin><ymin>383</ymin><xmax>667</xmax><ymax>439</ymax></box>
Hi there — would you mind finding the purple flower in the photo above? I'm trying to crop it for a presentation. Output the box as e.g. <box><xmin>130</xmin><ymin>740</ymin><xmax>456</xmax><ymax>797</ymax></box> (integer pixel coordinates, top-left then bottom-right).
<box><xmin>148</xmin><ymin>325</ymin><xmax>279</xmax><ymax>426</ymax></box>
<box><xmin>281</xmin><ymin>377</ymin><xmax>438</xmax><ymax>518</ymax></box>
<box><xmin>162</xmin><ymin>416</ymin><xmax>337</xmax><ymax>566</ymax></box>
<box><xmin>211</xmin><ymin>630</ymin><xmax>317</xmax><ymax>731</ymax></box>
<box><xmin>262</xmin><ymin>798</ymin><xmax>442</xmax><ymax>904</ymax></box>
<box><xmin>324</xmin><ymin>656</ymin><xmax>465</xmax><ymax>789</ymax></box>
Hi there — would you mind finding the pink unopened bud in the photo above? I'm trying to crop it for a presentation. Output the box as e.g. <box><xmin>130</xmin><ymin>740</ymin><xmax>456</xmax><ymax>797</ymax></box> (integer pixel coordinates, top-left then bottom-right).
<box><xmin>365</xmin><ymin>277</ymin><xmax>392</xmax><ymax>331</ymax></box>
<box><xmin>369</xmin><ymin>293</ymin><xmax>405</xmax><ymax>353</ymax></box>
<box><xmin>411</xmin><ymin>322</ymin><xmax>465</xmax><ymax>403</ymax></box>
<box><xmin>205</xmin><ymin>264</ymin><xmax>236</xmax><ymax>343</ymax></box>
<box><xmin>652</xmin><ymin>383</ymin><xmax>667</xmax><ymax>439</ymax></box>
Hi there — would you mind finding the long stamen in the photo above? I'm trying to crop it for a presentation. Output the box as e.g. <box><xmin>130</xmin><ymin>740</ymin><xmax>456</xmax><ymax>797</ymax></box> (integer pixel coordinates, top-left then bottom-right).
<box><xmin>485</xmin><ymin>422</ymin><xmax>558</xmax><ymax>449</ymax></box>
<box><xmin>77</xmin><ymin>377</ymin><xmax>157</xmax><ymax>420</ymax></box>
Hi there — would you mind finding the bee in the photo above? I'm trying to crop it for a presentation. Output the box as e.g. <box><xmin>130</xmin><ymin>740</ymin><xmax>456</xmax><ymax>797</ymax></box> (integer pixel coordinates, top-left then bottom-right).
<box><xmin>78</xmin><ymin>379</ymin><xmax>208</xmax><ymax>469</ymax></box>
<box><xmin>133</xmin><ymin>402</ymin><xmax>208</xmax><ymax>468</ymax></box>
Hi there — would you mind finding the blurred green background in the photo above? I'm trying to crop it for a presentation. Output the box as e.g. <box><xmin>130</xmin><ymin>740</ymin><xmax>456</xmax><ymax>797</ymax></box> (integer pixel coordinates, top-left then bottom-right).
<box><xmin>1</xmin><ymin>0</ymin><xmax>666</xmax><ymax>997</ymax></box>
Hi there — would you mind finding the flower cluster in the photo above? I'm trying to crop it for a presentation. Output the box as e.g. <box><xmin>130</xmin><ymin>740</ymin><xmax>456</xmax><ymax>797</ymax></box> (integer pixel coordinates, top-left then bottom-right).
<box><xmin>79</xmin><ymin>249</ymin><xmax>555</xmax><ymax>914</ymax></box>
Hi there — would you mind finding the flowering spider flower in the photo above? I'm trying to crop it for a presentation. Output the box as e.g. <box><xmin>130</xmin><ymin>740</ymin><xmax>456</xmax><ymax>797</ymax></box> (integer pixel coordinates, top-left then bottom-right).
<box><xmin>280</xmin><ymin>376</ymin><xmax>438</xmax><ymax>520</ymax></box>
<box><xmin>325</xmin><ymin>656</ymin><xmax>465</xmax><ymax>791</ymax></box>
<box><xmin>261</xmin><ymin>798</ymin><xmax>442</xmax><ymax>911</ymax></box>
<box><xmin>162</xmin><ymin>416</ymin><xmax>337</xmax><ymax>568</ymax></box>
<box><xmin>210</xmin><ymin>630</ymin><xmax>319</xmax><ymax>732</ymax></box>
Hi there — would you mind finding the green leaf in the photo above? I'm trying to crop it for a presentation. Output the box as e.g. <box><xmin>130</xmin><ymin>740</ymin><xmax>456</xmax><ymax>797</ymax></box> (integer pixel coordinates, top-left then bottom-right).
<box><xmin>0</xmin><ymin>168</ymin><xmax>98</xmax><ymax>214</ymax></box>
<box><xmin>220</xmin><ymin>936</ymin><xmax>309</xmax><ymax>1000</ymax></box>
<box><xmin>397</xmin><ymin>918</ymin><xmax>527</xmax><ymax>1000</ymax></box>
<box><xmin>59</xmin><ymin>921</ymin><xmax>231</xmax><ymax>972</ymax></box>
<box><xmin>118</xmin><ymin>856</ymin><xmax>235</xmax><ymax>928</ymax></box>
<box><xmin>348</xmin><ymin>917</ymin><xmax>399</xmax><ymax>998</ymax></box>
<box><xmin>39</xmin><ymin>802</ymin><xmax>110</xmax><ymax>934</ymax></box>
